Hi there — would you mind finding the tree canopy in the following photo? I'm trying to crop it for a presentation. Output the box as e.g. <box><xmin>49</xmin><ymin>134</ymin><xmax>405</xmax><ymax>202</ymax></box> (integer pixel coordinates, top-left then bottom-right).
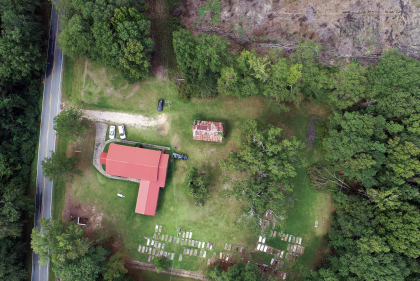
<box><xmin>0</xmin><ymin>0</ymin><xmax>45</xmax><ymax>278</ymax></box>
<box><xmin>173</xmin><ymin>29</ymin><xmax>229</xmax><ymax>99</ymax></box>
<box><xmin>53</xmin><ymin>107</ymin><xmax>87</xmax><ymax>142</ymax></box>
<box><xmin>41</xmin><ymin>151</ymin><xmax>82</xmax><ymax>182</ymax></box>
<box><xmin>220</xmin><ymin>119</ymin><xmax>305</xmax><ymax>216</ymax></box>
<box><xmin>185</xmin><ymin>166</ymin><xmax>210</xmax><ymax>206</ymax></box>
<box><xmin>206</xmin><ymin>260</ymin><xmax>263</xmax><ymax>281</ymax></box>
<box><xmin>305</xmin><ymin>50</ymin><xmax>420</xmax><ymax>280</ymax></box>
<box><xmin>56</xmin><ymin>0</ymin><xmax>152</xmax><ymax>83</ymax></box>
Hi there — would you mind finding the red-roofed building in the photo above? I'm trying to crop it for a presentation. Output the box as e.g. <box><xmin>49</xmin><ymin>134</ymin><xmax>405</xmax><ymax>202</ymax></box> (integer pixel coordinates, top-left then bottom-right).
<box><xmin>100</xmin><ymin>143</ymin><xmax>169</xmax><ymax>216</ymax></box>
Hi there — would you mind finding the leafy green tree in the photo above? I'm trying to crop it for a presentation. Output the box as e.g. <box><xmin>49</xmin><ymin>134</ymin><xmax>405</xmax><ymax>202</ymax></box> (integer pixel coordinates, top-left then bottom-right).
<box><xmin>111</xmin><ymin>6</ymin><xmax>146</xmax><ymax>26</ymax></box>
<box><xmin>185</xmin><ymin>166</ymin><xmax>210</xmax><ymax>206</ymax></box>
<box><xmin>103</xmin><ymin>252</ymin><xmax>128</xmax><ymax>281</ymax></box>
<box><xmin>153</xmin><ymin>257</ymin><xmax>169</xmax><ymax>273</ymax></box>
<box><xmin>220</xmin><ymin>119</ymin><xmax>304</xmax><ymax>215</ymax></box>
<box><xmin>115</xmin><ymin>19</ymin><xmax>152</xmax><ymax>82</ymax></box>
<box><xmin>223</xmin><ymin>260</ymin><xmax>262</xmax><ymax>281</ymax></box>
<box><xmin>53</xmin><ymin>107</ymin><xmax>87</xmax><ymax>142</ymax></box>
<box><xmin>331</xmin><ymin>251</ymin><xmax>410</xmax><ymax>281</ymax></box>
<box><xmin>41</xmin><ymin>151</ymin><xmax>82</xmax><ymax>182</ymax></box>
<box><xmin>53</xmin><ymin>247</ymin><xmax>107</xmax><ymax>281</ymax></box>
<box><xmin>56</xmin><ymin>0</ymin><xmax>151</xmax><ymax>83</ymax></box>
<box><xmin>0</xmin><ymin>238</ymin><xmax>27</xmax><ymax>281</ymax></box>
<box><xmin>290</xmin><ymin>41</ymin><xmax>333</xmax><ymax>101</ymax></box>
<box><xmin>323</xmin><ymin>111</ymin><xmax>386</xmax><ymax>187</ymax></box>
<box><xmin>0</xmin><ymin>181</ymin><xmax>33</xmax><ymax>239</ymax></box>
<box><xmin>119</xmin><ymin>38</ymin><xmax>150</xmax><ymax>83</ymax></box>
<box><xmin>173</xmin><ymin>29</ymin><xmax>229</xmax><ymax>98</ymax></box>
<box><xmin>330</xmin><ymin>61</ymin><xmax>369</xmax><ymax>109</ymax></box>
<box><xmin>0</xmin><ymin>4</ymin><xmax>44</xmax><ymax>81</ymax></box>
<box><xmin>386</xmin><ymin>137</ymin><xmax>420</xmax><ymax>185</ymax></box>
<box><xmin>31</xmin><ymin>219</ymin><xmax>91</xmax><ymax>264</ymax></box>
<box><xmin>376</xmin><ymin>203</ymin><xmax>420</xmax><ymax>258</ymax></box>
<box><xmin>58</xmin><ymin>14</ymin><xmax>94</xmax><ymax>58</ymax></box>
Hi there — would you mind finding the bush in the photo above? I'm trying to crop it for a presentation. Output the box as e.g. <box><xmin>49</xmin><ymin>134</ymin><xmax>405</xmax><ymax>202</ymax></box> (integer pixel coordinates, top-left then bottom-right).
<box><xmin>153</xmin><ymin>257</ymin><xmax>169</xmax><ymax>273</ymax></box>
<box><xmin>185</xmin><ymin>167</ymin><xmax>210</xmax><ymax>206</ymax></box>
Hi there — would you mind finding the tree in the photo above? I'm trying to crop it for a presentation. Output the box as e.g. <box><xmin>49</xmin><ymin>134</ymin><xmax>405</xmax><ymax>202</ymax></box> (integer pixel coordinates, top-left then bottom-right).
<box><xmin>103</xmin><ymin>252</ymin><xmax>128</xmax><ymax>281</ymax></box>
<box><xmin>330</xmin><ymin>251</ymin><xmax>410</xmax><ymax>281</ymax></box>
<box><xmin>41</xmin><ymin>151</ymin><xmax>82</xmax><ymax>182</ymax></box>
<box><xmin>220</xmin><ymin>119</ymin><xmax>304</xmax><ymax>215</ymax></box>
<box><xmin>185</xmin><ymin>166</ymin><xmax>210</xmax><ymax>206</ymax></box>
<box><xmin>224</xmin><ymin>260</ymin><xmax>262</xmax><ymax>281</ymax></box>
<box><xmin>53</xmin><ymin>107</ymin><xmax>87</xmax><ymax>142</ymax></box>
<box><xmin>323</xmin><ymin>111</ymin><xmax>386</xmax><ymax>187</ymax></box>
<box><xmin>173</xmin><ymin>29</ymin><xmax>229</xmax><ymax>99</ymax></box>
<box><xmin>289</xmin><ymin>41</ymin><xmax>333</xmax><ymax>101</ymax></box>
<box><xmin>53</xmin><ymin>247</ymin><xmax>107</xmax><ymax>281</ymax></box>
<box><xmin>119</xmin><ymin>38</ymin><xmax>150</xmax><ymax>83</ymax></box>
<box><xmin>31</xmin><ymin>219</ymin><xmax>91</xmax><ymax>264</ymax></box>
<box><xmin>0</xmin><ymin>238</ymin><xmax>27</xmax><ymax>281</ymax></box>
<box><xmin>0</xmin><ymin>4</ymin><xmax>44</xmax><ymax>81</ymax></box>
<box><xmin>56</xmin><ymin>0</ymin><xmax>152</xmax><ymax>83</ymax></box>
<box><xmin>153</xmin><ymin>257</ymin><xmax>168</xmax><ymax>273</ymax></box>
<box><xmin>386</xmin><ymin>137</ymin><xmax>420</xmax><ymax>185</ymax></box>
<box><xmin>330</xmin><ymin>61</ymin><xmax>370</xmax><ymax>109</ymax></box>
<box><xmin>376</xmin><ymin>203</ymin><xmax>420</xmax><ymax>258</ymax></box>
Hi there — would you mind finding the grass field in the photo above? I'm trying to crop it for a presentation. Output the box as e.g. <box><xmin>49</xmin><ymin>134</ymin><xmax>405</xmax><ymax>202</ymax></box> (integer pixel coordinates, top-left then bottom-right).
<box><xmin>56</xmin><ymin>52</ymin><xmax>334</xmax><ymax>279</ymax></box>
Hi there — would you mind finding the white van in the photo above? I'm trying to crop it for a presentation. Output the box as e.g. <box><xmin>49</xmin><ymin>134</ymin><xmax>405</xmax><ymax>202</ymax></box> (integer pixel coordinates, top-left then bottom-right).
<box><xmin>118</xmin><ymin>125</ymin><xmax>126</xmax><ymax>139</ymax></box>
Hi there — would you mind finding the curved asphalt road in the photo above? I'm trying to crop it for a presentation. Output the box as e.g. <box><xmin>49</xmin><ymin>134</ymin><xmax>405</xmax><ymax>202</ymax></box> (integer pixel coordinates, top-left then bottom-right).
<box><xmin>32</xmin><ymin>2</ymin><xmax>63</xmax><ymax>281</ymax></box>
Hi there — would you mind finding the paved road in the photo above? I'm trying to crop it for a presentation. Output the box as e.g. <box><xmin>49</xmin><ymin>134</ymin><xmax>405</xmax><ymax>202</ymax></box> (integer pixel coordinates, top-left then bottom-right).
<box><xmin>32</xmin><ymin>2</ymin><xmax>63</xmax><ymax>281</ymax></box>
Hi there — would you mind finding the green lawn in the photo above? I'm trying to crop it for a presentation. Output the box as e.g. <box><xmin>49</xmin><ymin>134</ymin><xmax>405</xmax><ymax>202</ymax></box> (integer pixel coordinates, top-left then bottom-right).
<box><xmin>57</xmin><ymin>54</ymin><xmax>333</xmax><ymax>278</ymax></box>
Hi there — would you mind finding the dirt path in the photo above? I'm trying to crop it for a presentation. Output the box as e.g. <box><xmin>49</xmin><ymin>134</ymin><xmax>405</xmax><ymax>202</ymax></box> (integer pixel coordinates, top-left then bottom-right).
<box><xmin>83</xmin><ymin>109</ymin><xmax>168</xmax><ymax>128</ymax></box>
<box><xmin>81</xmin><ymin>59</ymin><xmax>88</xmax><ymax>102</ymax></box>
<box><xmin>126</xmin><ymin>260</ymin><xmax>208</xmax><ymax>281</ymax></box>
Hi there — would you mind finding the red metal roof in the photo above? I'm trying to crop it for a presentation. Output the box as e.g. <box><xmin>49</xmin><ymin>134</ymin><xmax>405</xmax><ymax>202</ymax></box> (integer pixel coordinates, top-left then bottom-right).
<box><xmin>100</xmin><ymin>152</ymin><xmax>107</xmax><ymax>165</ymax></box>
<box><xmin>156</xmin><ymin>153</ymin><xmax>169</xmax><ymax>188</ymax></box>
<box><xmin>101</xmin><ymin>143</ymin><xmax>169</xmax><ymax>216</ymax></box>
<box><xmin>135</xmin><ymin>181</ymin><xmax>160</xmax><ymax>216</ymax></box>
<box><xmin>105</xmin><ymin>143</ymin><xmax>162</xmax><ymax>181</ymax></box>
<box><xmin>193</xmin><ymin>120</ymin><xmax>224</xmax><ymax>142</ymax></box>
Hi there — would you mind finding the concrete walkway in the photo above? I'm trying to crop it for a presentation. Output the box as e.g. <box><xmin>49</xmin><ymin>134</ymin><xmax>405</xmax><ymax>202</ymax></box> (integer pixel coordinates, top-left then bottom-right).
<box><xmin>93</xmin><ymin>123</ymin><xmax>171</xmax><ymax>183</ymax></box>
<box><xmin>126</xmin><ymin>260</ymin><xmax>208</xmax><ymax>281</ymax></box>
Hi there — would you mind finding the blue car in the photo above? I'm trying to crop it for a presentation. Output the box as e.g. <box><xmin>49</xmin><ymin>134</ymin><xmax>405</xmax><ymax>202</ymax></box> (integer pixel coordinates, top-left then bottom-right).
<box><xmin>158</xmin><ymin>99</ymin><xmax>164</xmax><ymax>111</ymax></box>
<box><xmin>173</xmin><ymin>153</ymin><xmax>188</xmax><ymax>160</ymax></box>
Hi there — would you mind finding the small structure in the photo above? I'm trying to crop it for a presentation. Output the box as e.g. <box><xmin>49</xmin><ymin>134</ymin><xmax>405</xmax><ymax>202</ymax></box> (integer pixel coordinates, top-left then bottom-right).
<box><xmin>77</xmin><ymin>217</ymin><xmax>88</xmax><ymax>225</ymax></box>
<box><xmin>192</xmin><ymin>120</ymin><xmax>224</xmax><ymax>143</ymax></box>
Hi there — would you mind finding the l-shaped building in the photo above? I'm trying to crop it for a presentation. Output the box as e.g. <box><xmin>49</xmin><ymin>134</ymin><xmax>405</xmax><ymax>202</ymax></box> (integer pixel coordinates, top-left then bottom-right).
<box><xmin>100</xmin><ymin>143</ymin><xmax>169</xmax><ymax>216</ymax></box>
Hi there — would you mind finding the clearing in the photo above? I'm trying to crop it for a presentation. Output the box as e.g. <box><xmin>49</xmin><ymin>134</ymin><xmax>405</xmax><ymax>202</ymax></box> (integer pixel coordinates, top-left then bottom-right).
<box><xmin>54</xmin><ymin>55</ymin><xmax>334</xmax><ymax>278</ymax></box>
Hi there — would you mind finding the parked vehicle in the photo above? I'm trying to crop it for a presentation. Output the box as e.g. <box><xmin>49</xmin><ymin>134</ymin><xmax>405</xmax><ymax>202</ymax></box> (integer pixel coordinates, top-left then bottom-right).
<box><xmin>118</xmin><ymin>125</ymin><xmax>126</xmax><ymax>139</ymax></box>
<box><xmin>173</xmin><ymin>153</ymin><xmax>188</xmax><ymax>160</ymax></box>
<box><xmin>117</xmin><ymin>193</ymin><xmax>125</xmax><ymax>198</ymax></box>
<box><xmin>109</xmin><ymin>125</ymin><xmax>116</xmax><ymax>139</ymax></box>
<box><xmin>158</xmin><ymin>99</ymin><xmax>164</xmax><ymax>111</ymax></box>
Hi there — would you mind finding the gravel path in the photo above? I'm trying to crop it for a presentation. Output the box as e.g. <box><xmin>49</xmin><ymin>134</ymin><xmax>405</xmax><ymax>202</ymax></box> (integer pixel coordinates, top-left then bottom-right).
<box><xmin>83</xmin><ymin>109</ymin><xmax>168</xmax><ymax>128</ymax></box>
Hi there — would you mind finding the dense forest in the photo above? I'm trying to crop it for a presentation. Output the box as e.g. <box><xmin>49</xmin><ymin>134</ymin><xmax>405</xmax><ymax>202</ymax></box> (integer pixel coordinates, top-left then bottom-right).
<box><xmin>302</xmin><ymin>50</ymin><xmax>420</xmax><ymax>280</ymax></box>
<box><xmin>0</xmin><ymin>0</ymin><xmax>45</xmax><ymax>279</ymax></box>
<box><xmin>173</xmin><ymin>31</ymin><xmax>420</xmax><ymax>280</ymax></box>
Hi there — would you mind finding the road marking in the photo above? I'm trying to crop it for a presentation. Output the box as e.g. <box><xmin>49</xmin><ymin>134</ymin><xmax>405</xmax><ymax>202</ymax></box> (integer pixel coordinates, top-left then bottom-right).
<box><xmin>38</xmin><ymin>16</ymin><xmax>59</xmax><ymax>281</ymax></box>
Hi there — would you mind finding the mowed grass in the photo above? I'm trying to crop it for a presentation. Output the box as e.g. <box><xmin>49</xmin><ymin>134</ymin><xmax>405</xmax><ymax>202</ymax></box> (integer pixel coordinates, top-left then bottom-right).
<box><xmin>59</xmin><ymin>55</ymin><xmax>333</xmax><ymax>277</ymax></box>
